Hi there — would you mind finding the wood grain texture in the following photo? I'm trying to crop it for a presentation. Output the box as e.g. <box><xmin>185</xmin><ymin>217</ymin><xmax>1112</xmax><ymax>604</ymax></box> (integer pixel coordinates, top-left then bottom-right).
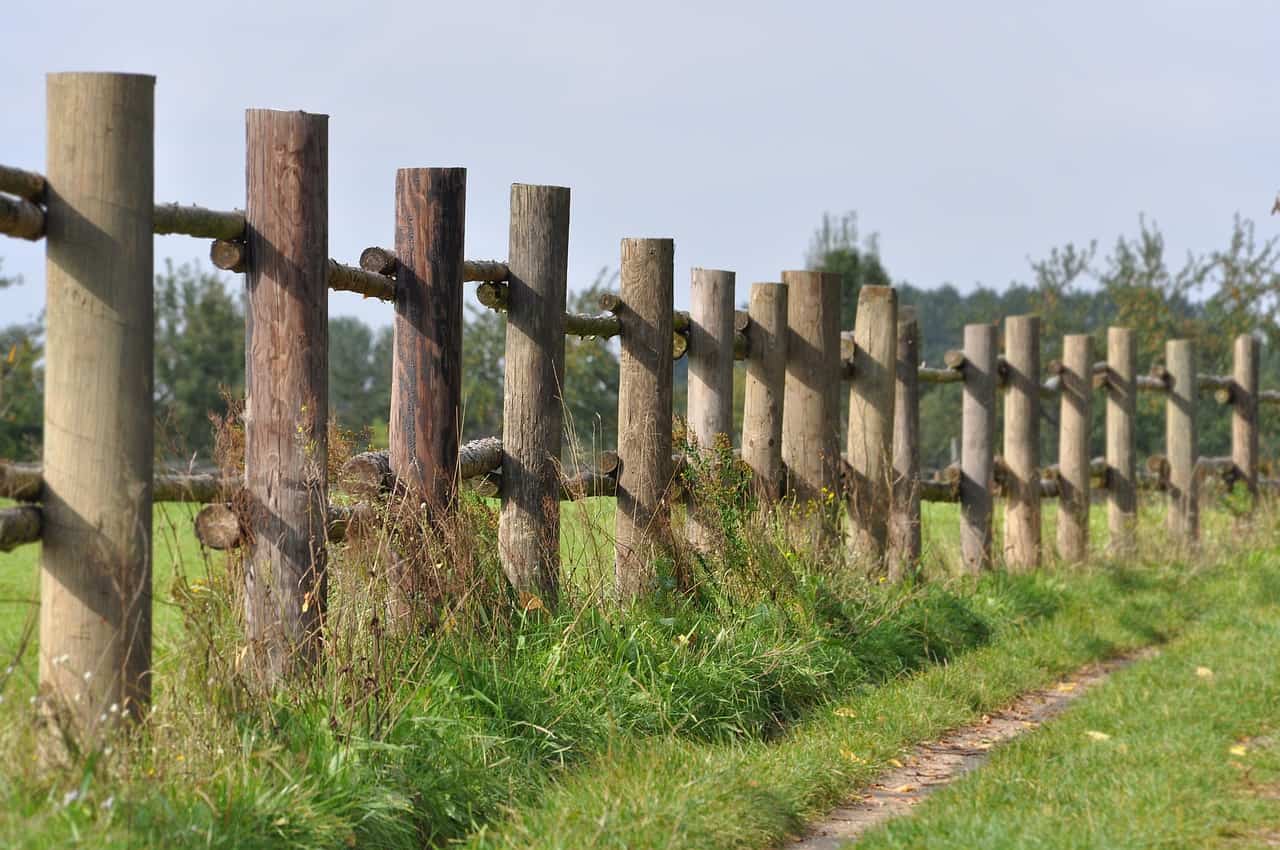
<box><xmin>41</xmin><ymin>73</ymin><xmax>155</xmax><ymax>736</ymax></box>
<box><xmin>781</xmin><ymin>271</ymin><xmax>842</xmax><ymax>551</ymax></box>
<box><xmin>686</xmin><ymin>268</ymin><xmax>736</xmax><ymax>552</ymax></box>
<box><xmin>960</xmin><ymin>323</ymin><xmax>997</xmax><ymax>573</ymax></box>
<box><xmin>742</xmin><ymin>282</ymin><xmax>788</xmax><ymax>501</ymax></box>
<box><xmin>888</xmin><ymin>308</ymin><xmax>921</xmax><ymax>581</ymax></box>
<box><xmin>1105</xmin><ymin>327</ymin><xmax>1137</xmax><ymax>554</ymax></box>
<box><xmin>1165</xmin><ymin>339</ymin><xmax>1198</xmax><ymax>542</ymax></box>
<box><xmin>846</xmin><ymin>286</ymin><xmax>897</xmax><ymax>568</ymax></box>
<box><xmin>615</xmin><ymin>238</ymin><xmax>675</xmax><ymax>600</ymax></box>
<box><xmin>1056</xmin><ymin>334</ymin><xmax>1092</xmax><ymax>564</ymax></box>
<box><xmin>500</xmin><ymin>184</ymin><xmax>570</xmax><ymax>606</ymax></box>
<box><xmin>243</xmin><ymin>108</ymin><xmax>329</xmax><ymax>684</ymax></box>
<box><xmin>1002</xmin><ymin>315</ymin><xmax>1041</xmax><ymax>570</ymax></box>
<box><xmin>390</xmin><ymin>168</ymin><xmax>466</xmax><ymax>519</ymax></box>
<box><xmin>1232</xmin><ymin>333</ymin><xmax>1259</xmax><ymax>504</ymax></box>
<box><xmin>0</xmin><ymin>505</ymin><xmax>41</xmax><ymax>551</ymax></box>
<box><xmin>0</xmin><ymin>192</ymin><xmax>45</xmax><ymax>239</ymax></box>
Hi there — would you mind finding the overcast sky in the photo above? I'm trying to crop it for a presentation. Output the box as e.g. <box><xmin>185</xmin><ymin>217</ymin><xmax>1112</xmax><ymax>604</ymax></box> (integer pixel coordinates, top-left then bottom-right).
<box><xmin>2</xmin><ymin>1</ymin><xmax>1276</xmax><ymax>329</ymax></box>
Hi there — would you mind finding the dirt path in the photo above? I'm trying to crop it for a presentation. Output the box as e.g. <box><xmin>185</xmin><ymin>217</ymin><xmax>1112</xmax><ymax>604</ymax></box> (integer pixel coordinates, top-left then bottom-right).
<box><xmin>784</xmin><ymin>650</ymin><xmax>1154</xmax><ymax>849</ymax></box>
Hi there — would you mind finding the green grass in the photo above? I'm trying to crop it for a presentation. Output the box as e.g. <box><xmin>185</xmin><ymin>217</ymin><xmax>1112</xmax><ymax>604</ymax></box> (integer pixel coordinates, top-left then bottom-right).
<box><xmin>853</xmin><ymin>548</ymin><xmax>1280</xmax><ymax>849</ymax></box>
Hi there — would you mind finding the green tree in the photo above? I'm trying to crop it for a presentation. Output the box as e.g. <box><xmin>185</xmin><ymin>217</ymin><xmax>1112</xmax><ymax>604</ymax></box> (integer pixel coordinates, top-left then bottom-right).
<box><xmin>0</xmin><ymin>260</ymin><xmax>42</xmax><ymax>461</ymax></box>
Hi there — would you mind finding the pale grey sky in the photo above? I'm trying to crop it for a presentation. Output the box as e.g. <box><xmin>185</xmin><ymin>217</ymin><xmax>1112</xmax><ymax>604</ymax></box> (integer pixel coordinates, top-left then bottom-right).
<box><xmin>2</xmin><ymin>0</ymin><xmax>1276</xmax><ymax>328</ymax></box>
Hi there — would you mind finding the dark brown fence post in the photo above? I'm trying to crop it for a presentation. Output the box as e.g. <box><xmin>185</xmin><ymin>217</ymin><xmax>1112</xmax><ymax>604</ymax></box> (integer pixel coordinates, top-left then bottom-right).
<box><xmin>1106</xmin><ymin>327</ymin><xmax>1137</xmax><ymax>554</ymax></box>
<box><xmin>1057</xmin><ymin>333</ymin><xmax>1092</xmax><ymax>564</ymax></box>
<box><xmin>500</xmin><ymin>184</ymin><xmax>570</xmax><ymax>607</ymax></box>
<box><xmin>686</xmin><ymin>268</ymin><xmax>736</xmax><ymax>552</ymax></box>
<box><xmin>615</xmin><ymin>238</ymin><xmax>675</xmax><ymax>600</ymax></box>
<box><xmin>41</xmin><ymin>72</ymin><xmax>155</xmax><ymax>737</ymax></box>
<box><xmin>781</xmin><ymin>271</ymin><xmax>842</xmax><ymax>551</ymax></box>
<box><xmin>961</xmin><ymin>323</ymin><xmax>997</xmax><ymax>573</ymax></box>
<box><xmin>742</xmin><ymin>282</ymin><xmax>788</xmax><ymax>501</ymax></box>
<box><xmin>1003</xmin><ymin>314</ymin><xmax>1041</xmax><ymax>570</ymax></box>
<box><xmin>390</xmin><ymin>168</ymin><xmax>466</xmax><ymax>517</ymax></box>
<box><xmin>244</xmin><ymin>108</ymin><xmax>330</xmax><ymax>684</ymax></box>
<box><xmin>1232</xmin><ymin>333</ymin><xmax>1259</xmax><ymax>505</ymax></box>
<box><xmin>888</xmin><ymin>307</ymin><xmax>921</xmax><ymax>580</ymax></box>
<box><xmin>846</xmin><ymin>285</ymin><xmax>897</xmax><ymax>569</ymax></box>
<box><xmin>1166</xmin><ymin>339</ymin><xmax>1198</xmax><ymax>542</ymax></box>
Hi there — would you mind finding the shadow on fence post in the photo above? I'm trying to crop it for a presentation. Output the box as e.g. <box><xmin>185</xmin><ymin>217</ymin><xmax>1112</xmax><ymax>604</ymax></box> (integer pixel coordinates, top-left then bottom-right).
<box><xmin>40</xmin><ymin>72</ymin><xmax>155</xmax><ymax>745</ymax></box>
<box><xmin>888</xmin><ymin>306</ymin><xmax>921</xmax><ymax>581</ymax></box>
<box><xmin>781</xmin><ymin>270</ymin><xmax>842</xmax><ymax>553</ymax></box>
<box><xmin>847</xmin><ymin>285</ymin><xmax>897</xmax><ymax>571</ymax></box>
<box><xmin>1003</xmin><ymin>314</ymin><xmax>1041</xmax><ymax>571</ymax></box>
<box><xmin>243</xmin><ymin>108</ymin><xmax>330</xmax><ymax>685</ymax></box>
<box><xmin>742</xmin><ymin>282</ymin><xmax>788</xmax><ymax>502</ymax></box>
<box><xmin>615</xmin><ymin>238</ymin><xmax>675</xmax><ymax>600</ymax></box>
<box><xmin>500</xmin><ymin>184</ymin><xmax>570</xmax><ymax>608</ymax></box>
<box><xmin>1106</xmin><ymin>327</ymin><xmax>1138</xmax><ymax>555</ymax></box>
<box><xmin>1166</xmin><ymin>339</ymin><xmax>1198</xmax><ymax>543</ymax></box>
<box><xmin>960</xmin><ymin>322</ymin><xmax>997</xmax><ymax>573</ymax></box>
<box><xmin>1232</xmin><ymin>333</ymin><xmax>1259</xmax><ymax>507</ymax></box>
<box><xmin>686</xmin><ymin>268</ymin><xmax>736</xmax><ymax>553</ymax></box>
<box><xmin>1057</xmin><ymin>333</ymin><xmax>1092</xmax><ymax>564</ymax></box>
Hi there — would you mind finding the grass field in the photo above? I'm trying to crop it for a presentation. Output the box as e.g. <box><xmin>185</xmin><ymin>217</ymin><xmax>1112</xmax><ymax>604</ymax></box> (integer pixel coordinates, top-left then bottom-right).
<box><xmin>0</xmin><ymin>490</ymin><xmax>1270</xmax><ymax>848</ymax></box>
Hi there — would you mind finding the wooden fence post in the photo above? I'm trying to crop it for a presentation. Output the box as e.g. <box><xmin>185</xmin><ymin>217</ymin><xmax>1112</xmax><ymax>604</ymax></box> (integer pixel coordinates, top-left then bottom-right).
<box><xmin>1232</xmin><ymin>333</ymin><xmax>1259</xmax><ymax>505</ymax></box>
<box><xmin>781</xmin><ymin>270</ymin><xmax>842</xmax><ymax>551</ymax></box>
<box><xmin>390</xmin><ymin>168</ymin><xmax>466</xmax><ymax>517</ymax></box>
<box><xmin>961</xmin><ymin>322</ymin><xmax>997</xmax><ymax>573</ymax></box>
<box><xmin>500</xmin><ymin>184</ymin><xmax>570</xmax><ymax>606</ymax></box>
<box><xmin>615</xmin><ymin>238</ymin><xmax>675</xmax><ymax>599</ymax></box>
<box><xmin>244</xmin><ymin>109</ymin><xmax>329</xmax><ymax>683</ymax></box>
<box><xmin>1003</xmin><ymin>314</ymin><xmax>1041</xmax><ymax>570</ymax></box>
<box><xmin>742</xmin><ymin>282</ymin><xmax>788</xmax><ymax>501</ymax></box>
<box><xmin>1057</xmin><ymin>333</ymin><xmax>1092</xmax><ymax>564</ymax></box>
<box><xmin>1166</xmin><ymin>339</ymin><xmax>1198</xmax><ymax>542</ymax></box>
<box><xmin>686</xmin><ymin>268</ymin><xmax>736</xmax><ymax>552</ymax></box>
<box><xmin>846</xmin><ymin>285</ymin><xmax>897</xmax><ymax>569</ymax></box>
<box><xmin>888</xmin><ymin>307</ymin><xmax>921</xmax><ymax>580</ymax></box>
<box><xmin>41</xmin><ymin>73</ymin><xmax>155</xmax><ymax>738</ymax></box>
<box><xmin>1106</xmin><ymin>327</ymin><xmax>1137</xmax><ymax>554</ymax></box>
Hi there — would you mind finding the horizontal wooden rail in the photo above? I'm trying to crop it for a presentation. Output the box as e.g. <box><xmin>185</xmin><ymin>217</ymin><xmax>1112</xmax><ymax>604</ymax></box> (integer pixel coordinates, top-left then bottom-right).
<box><xmin>0</xmin><ymin>192</ymin><xmax>44</xmax><ymax>240</ymax></box>
<box><xmin>340</xmin><ymin>436</ymin><xmax>503</xmax><ymax>499</ymax></box>
<box><xmin>0</xmin><ymin>163</ymin><xmax>46</xmax><ymax>201</ymax></box>
<box><xmin>0</xmin><ymin>505</ymin><xmax>41</xmax><ymax>551</ymax></box>
<box><xmin>195</xmin><ymin>502</ymin><xmax>361</xmax><ymax>550</ymax></box>
<box><xmin>0</xmin><ymin>460</ymin><xmax>222</xmax><ymax>503</ymax></box>
<box><xmin>358</xmin><ymin>246</ymin><xmax>510</xmax><ymax>282</ymax></box>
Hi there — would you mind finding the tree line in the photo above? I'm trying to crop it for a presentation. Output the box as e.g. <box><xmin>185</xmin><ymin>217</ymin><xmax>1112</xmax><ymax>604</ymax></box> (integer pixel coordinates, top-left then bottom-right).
<box><xmin>1</xmin><ymin>213</ymin><xmax>1278</xmax><ymax>469</ymax></box>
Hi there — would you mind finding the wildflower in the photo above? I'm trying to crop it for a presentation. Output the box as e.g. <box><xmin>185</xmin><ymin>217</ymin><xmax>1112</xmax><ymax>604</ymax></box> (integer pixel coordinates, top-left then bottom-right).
<box><xmin>109</xmin><ymin>703</ymin><xmax>119</xmax><ymax>714</ymax></box>
<box><xmin>101</xmin><ymin>795</ymin><xmax>114</xmax><ymax>810</ymax></box>
<box><xmin>83</xmin><ymin>670</ymin><xmax>92</xmax><ymax>681</ymax></box>
<box><xmin>62</xmin><ymin>789</ymin><xmax>80</xmax><ymax>806</ymax></box>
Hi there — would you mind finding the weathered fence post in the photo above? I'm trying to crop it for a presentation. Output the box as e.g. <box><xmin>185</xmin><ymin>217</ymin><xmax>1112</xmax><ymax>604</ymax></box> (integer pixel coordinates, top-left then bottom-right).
<box><xmin>41</xmin><ymin>73</ymin><xmax>155</xmax><ymax>737</ymax></box>
<box><xmin>244</xmin><ymin>109</ymin><xmax>329</xmax><ymax>683</ymax></box>
<box><xmin>1232</xmin><ymin>333</ymin><xmax>1259</xmax><ymax>505</ymax></box>
<box><xmin>686</xmin><ymin>268</ymin><xmax>736</xmax><ymax>552</ymax></box>
<box><xmin>1003</xmin><ymin>314</ymin><xmax>1041</xmax><ymax>570</ymax></box>
<box><xmin>1166</xmin><ymin>339</ymin><xmax>1198</xmax><ymax>542</ymax></box>
<box><xmin>1106</xmin><ymin>327</ymin><xmax>1137</xmax><ymax>554</ymax></box>
<box><xmin>1057</xmin><ymin>333</ymin><xmax>1092</xmax><ymax>564</ymax></box>
<box><xmin>390</xmin><ymin>168</ymin><xmax>466</xmax><ymax>517</ymax></box>
<box><xmin>961</xmin><ymin>323</ymin><xmax>997</xmax><ymax>573</ymax></box>
<box><xmin>846</xmin><ymin>286</ymin><xmax>897</xmax><ymax>569</ymax></box>
<box><xmin>742</xmin><ymin>282</ymin><xmax>788</xmax><ymax>501</ymax></box>
<box><xmin>500</xmin><ymin>184</ymin><xmax>570</xmax><ymax>606</ymax></box>
<box><xmin>615</xmin><ymin>238</ymin><xmax>675</xmax><ymax>599</ymax></box>
<box><xmin>781</xmin><ymin>270</ymin><xmax>842</xmax><ymax>551</ymax></box>
<box><xmin>888</xmin><ymin>307</ymin><xmax>921</xmax><ymax>580</ymax></box>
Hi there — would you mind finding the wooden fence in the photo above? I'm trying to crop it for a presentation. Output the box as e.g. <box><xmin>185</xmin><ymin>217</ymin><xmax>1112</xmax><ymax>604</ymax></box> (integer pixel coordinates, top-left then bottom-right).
<box><xmin>1</xmin><ymin>73</ymin><xmax>1276</xmax><ymax>740</ymax></box>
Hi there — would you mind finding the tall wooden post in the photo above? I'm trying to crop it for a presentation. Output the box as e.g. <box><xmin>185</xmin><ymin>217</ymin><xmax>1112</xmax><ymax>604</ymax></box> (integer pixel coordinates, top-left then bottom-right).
<box><xmin>615</xmin><ymin>238</ymin><xmax>675</xmax><ymax>600</ymax></box>
<box><xmin>500</xmin><ymin>184</ymin><xmax>570</xmax><ymax>606</ymax></box>
<box><xmin>1106</xmin><ymin>327</ymin><xmax>1137</xmax><ymax>554</ymax></box>
<box><xmin>781</xmin><ymin>271</ymin><xmax>842</xmax><ymax>551</ymax></box>
<box><xmin>1057</xmin><ymin>334</ymin><xmax>1092</xmax><ymax>564</ymax></box>
<box><xmin>1232</xmin><ymin>333</ymin><xmax>1259</xmax><ymax>505</ymax></box>
<box><xmin>960</xmin><ymin>323</ymin><xmax>997</xmax><ymax>573</ymax></box>
<box><xmin>1003</xmin><ymin>315</ymin><xmax>1041</xmax><ymax>570</ymax></box>
<box><xmin>41</xmin><ymin>73</ymin><xmax>155</xmax><ymax>737</ymax></box>
<box><xmin>742</xmin><ymin>282</ymin><xmax>788</xmax><ymax>501</ymax></box>
<box><xmin>1166</xmin><ymin>339</ymin><xmax>1198</xmax><ymax>542</ymax></box>
<box><xmin>846</xmin><ymin>286</ymin><xmax>897</xmax><ymax>568</ymax></box>
<box><xmin>888</xmin><ymin>307</ymin><xmax>921</xmax><ymax>580</ymax></box>
<box><xmin>686</xmin><ymin>268</ymin><xmax>736</xmax><ymax>552</ymax></box>
<box><xmin>244</xmin><ymin>109</ymin><xmax>329</xmax><ymax>683</ymax></box>
<box><xmin>390</xmin><ymin>168</ymin><xmax>466</xmax><ymax>517</ymax></box>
